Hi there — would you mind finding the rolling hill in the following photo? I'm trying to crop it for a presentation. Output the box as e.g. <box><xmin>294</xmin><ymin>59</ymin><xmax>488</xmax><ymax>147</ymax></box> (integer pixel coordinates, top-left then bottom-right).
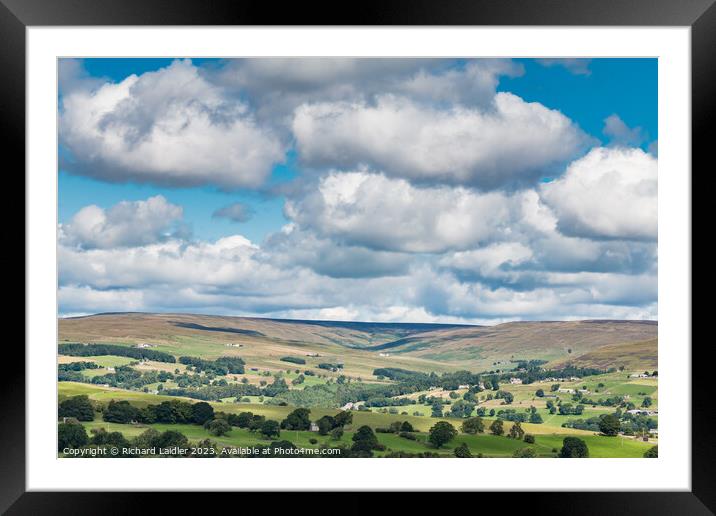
<box><xmin>58</xmin><ymin>313</ymin><xmax>657</xmax><ymax>375</ymax></box>
<box><xmin>546</xmin><ymin>338</ymin><xmax>658</xmax><ymax>371</ymax></box>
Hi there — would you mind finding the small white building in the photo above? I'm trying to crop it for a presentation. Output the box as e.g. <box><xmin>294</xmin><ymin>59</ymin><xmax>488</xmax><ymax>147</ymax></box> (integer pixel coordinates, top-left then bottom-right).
<box><xmin>106</xmin><ymin>366</ymin><xmax>115</xmax><ymax>373</ymax></box>
<box><xmin>458</xmin><ymin>384</ymin><xmax>470</xmax><ymax>389</ymax></box>
<box><xmin>310</xmin><ymin>422</ymin><xmax>319</xmax><ymax>432</ymax></box>
<box><xmin>379</xmin><ymin>353</ymin><xmax>390</xmax><ymax>357</ymax></box>
<box><xmin>626</xmin><ymin>409</ymin><xmax>658</xmax><ymax>416</ymax></box>
<box><xmin>509</xmin><ymin>378</ymin><xmax>523</xmax><ymax>385</ymax></box>
<box><xmin>558</xmin><ymin>388</ymin><xmax>576</xmax><ymax>394</ymax></box>
<box><xmin>341</xmin><ymin>402</ymin><xmax>355</xmax><ymax>410</ymax></box>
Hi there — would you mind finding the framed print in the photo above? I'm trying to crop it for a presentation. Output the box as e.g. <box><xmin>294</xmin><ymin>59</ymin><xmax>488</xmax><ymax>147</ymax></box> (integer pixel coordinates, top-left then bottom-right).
<box><xmin>6</xmin><ymin>0</ymin><xmax>713</xmax><ymax>512</ymax></box>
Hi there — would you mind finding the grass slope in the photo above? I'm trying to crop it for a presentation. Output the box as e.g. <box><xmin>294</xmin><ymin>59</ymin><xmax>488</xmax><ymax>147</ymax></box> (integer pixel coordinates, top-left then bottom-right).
<box><xmin>547</xmin><ymin>339</ymin><xmax>658</xmax><ymax>371</ymax></box>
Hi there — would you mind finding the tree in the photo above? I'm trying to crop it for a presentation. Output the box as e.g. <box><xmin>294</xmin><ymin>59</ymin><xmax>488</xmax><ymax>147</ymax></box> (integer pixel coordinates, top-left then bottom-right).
<box><xmin>535</xmin><ymin>389</ymin><xmax>545</xmax><ymax>398</ymax></box>
<box><xmin>260</xmin><ymin>419</ymin><xmax>281</xmax><ymax>439</ymax></box>
<box><xmin>58</xmin><ymin>422</ymin><xmax>89</xmax><ymax>451</ymax></box>
<box><xmin>151</xmin><ymin>400</ymin><xmax>192</xmax><ymax>424</ymax></box>
<box><xmin>316</xmin><ymin>415</ymin><xmax>336</xmax><ymax>435</ymax></box>
<box><xmin>352</xmin><ymin>425</ymin><xmax>378</xmax><ymax>446</ymax></box>
<box><xmin>489</xmin><ymin>419</ymin><xmax>504</xmax><ymax>436</ymax></box>
<box><xmin>513</xmin><ymin>447</ymin><xmax>536</xmax><ymax>458</ymax></box>
<box><xmin>58</xmin><ymin>395</ymin><xmax>95</xmax><ymax>421</ymax></box>
<box><xmin>333</xmin><ymin>410</ymin><xmax>353</xmax><ymax>428</ymax></box>
<box><xmin>428</xmin><ymin>421</ymin><xmax>458</xmax><ymax>448</ymax></box>
<box><xmin>207</xmin><ymin>418</ymin><xmax>231</xmax><ymax>437</ymax></box>
<box><xmin>550</xmin><ymin>384</ymin><xmax>560</xmax><ymax>392</ymax></box>
<box><xmin>641</xmin><ymin>397</ymin><xmax>653</xmax><ymax>408</ymax></box>
<box><xmin>389</xmin><ymin>421</ymin><xmax>403</xmax><ymax>433</ymax></box>
<box><xmin>454</xmin><ymin>442</ymin><xmax>472</xmax><ymax>458</ymax></box>
<box><xmin>450</xmin><ymin>400</ymin><xmax>476</xmax><ymax>418</ymax></box>
<box><xmin>103</xmin><ymin>400</ymin><xmax>139</xmax><ymax>424</ymax></box>
<box><xmin>528</xmin><ymin>406</ymin><xmax>543</xmax><ymax>424</ymax></box>
<box><xmin>430</xmin><ymin>403</ymin><xmax>444</xmax><ymax>418</ymax></box>
<box><xmin>154</xmin><ymin>430</ymin><xmax>190</xmax><ymax>453</ymax></box>
<box><xmin>461</xmin><ymin>417</ymin><xmax>485</xmax><ymax>435</ymax></box>
<box><xmin>644</xmin><ymin>445</ymin><xmax>658</xmax><ymax>458</ymax></box>
<box><xmin>351</xmin><ymin>425</ymin><xmax>381</xmax><ymax>456</ymax></box>
<box><xmin>524</xmin><ymin>434</ymin><xmax>536</xmax><ymax>444</ymax></box>
<box><xmin>248</xmin><ymin>415</ymin><xmax>266</xmax><ymax>432</ymax></box>
<box><xmin>559</xmin><ymin>437</ymin><xmax>589</xmax><ymax>458</ymax></box>
<box><xmin>508</xmin><ymin>421</ymin><xmax>525</xmax><ymax>440</ymax></box>
<box><xmin>280</xmin><ymin>408</ymin><xmax>311</xmax><ymax>430</ymax></box>
<box><xmin>90</xmin><ymin>428</ymin><xmax>129</xmax><ymax>449</ymax></box>
<box><xmin>191</xmin><ymin>402</ymin><xmax>215</xmax><ymax>425</ymax></box>
<box><xmin>232</xmin><ymin>411</ymin><xmax>253</xmax><ymax>428</ymax></box>
<box><xmin>134</xmin><ymin>428</ymin><xmax>160</xmax><ymax>449</ymax></box>
<box><xmin>400</xmin><ymin>421</ymin><xmax>414</xmax><ymax>432</ymax></box>
<box><xmin>330</xmin><ymin>427</ymin><xmax>344</xmax><ymax>440</ymax></box>
<box><xmin>598</xmin><ymin>414</ymin><xmax>621</xmax><ymax>436</ymax></box>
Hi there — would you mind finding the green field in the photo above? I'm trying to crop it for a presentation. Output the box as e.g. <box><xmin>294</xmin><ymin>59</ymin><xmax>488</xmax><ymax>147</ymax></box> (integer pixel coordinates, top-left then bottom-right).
<box><xmin>58</xmin><ymin>313</ymin><xmax>658</xmax><ymax>459</ymax></box>
<box><xmin>78</xmin><ymin>414</ymin><xmax>652</xmax><ymax>458</ymax></box>
<box><xmin>62</xmin><ymin>355</ymin><xmax>137</xmax><ymax>368</ymax></box>
<box><xmin>61</xmin><ymin>382</ymin><xmax>653</xmax><ymax>458</ymax></box>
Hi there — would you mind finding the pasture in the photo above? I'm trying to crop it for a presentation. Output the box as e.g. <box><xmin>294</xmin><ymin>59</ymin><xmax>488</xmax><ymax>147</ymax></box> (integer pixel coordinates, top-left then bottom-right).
<box><xmin>57</xmin><ymin>313</ymin><xmax>658</xmax><ymax>459</ymax></box>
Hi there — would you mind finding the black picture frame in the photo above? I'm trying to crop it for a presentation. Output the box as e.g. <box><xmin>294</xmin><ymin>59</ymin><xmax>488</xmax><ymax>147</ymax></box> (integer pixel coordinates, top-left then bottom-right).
<box><xmin>6</xmin><ymin>0</ymin><xmax>712</xmax><ymax>513</ymax></box>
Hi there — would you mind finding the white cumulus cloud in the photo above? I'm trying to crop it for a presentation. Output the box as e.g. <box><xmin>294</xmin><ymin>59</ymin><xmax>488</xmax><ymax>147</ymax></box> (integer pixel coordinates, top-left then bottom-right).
<box><xmin>292</xmin><ymin>92</ymin><xmax>589</xmax><ymax>189</ymax></box>
<box><xmin>540</xmin><ymin>147</ymin><xmax>657</xmax><ymax>240</ymax></box>
<box><xmin>60</xmin><ymin>59</ymin><xmax>285</xmax><ymax>189</ymax></box>
<box><xmin>60</xmin><ymin>195</ymin><xmax>184</xmax><ymax>249</ymax></box>
<box><xmin>285</xmin><ymin>171</ymin><xmax>519</xmax><ymax>253</ymax></box>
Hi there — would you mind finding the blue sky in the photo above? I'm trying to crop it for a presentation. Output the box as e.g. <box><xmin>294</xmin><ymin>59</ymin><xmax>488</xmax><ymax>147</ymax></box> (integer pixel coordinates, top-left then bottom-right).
<box><xmin>58</xmin><ymin>58</ymin><xmax>657</xmax><ymax>322</ymax></box>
